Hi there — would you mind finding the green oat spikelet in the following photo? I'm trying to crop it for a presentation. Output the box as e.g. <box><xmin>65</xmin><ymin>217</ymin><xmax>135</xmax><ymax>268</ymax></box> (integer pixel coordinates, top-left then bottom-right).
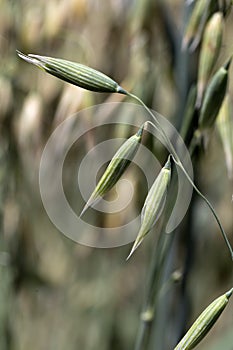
<box><xmin>80</xmin><ymin>125</ymin><xmax>144</xmax><ymax>217</ymax></box>
<box><xmin>182</xmin><ymin>0</ymin><xmax>207</xmax><ymax>51</ymax></box>
<box><xmin>198</xmin><ymin>58</ymin><xmax>231</xmax><ymax>130</ymax></box>
<box><xmin>180</xmin><ymin>85</ymin><xmax>198</xmax><ymax>144</ymax></box>
<box><xmin>17</xmin><ymin>51</ymin><xmax>127</xmax><ymax>94</ymax></box>
<box><xmin>182</xmin><ymin>0</ymin><xmax>216</xmax><ymax>52</ymax></box>
<box><xmin>174</xmin><ymin>288</ymin><xmax>233</xmax><ymax>350</ymax></box>
<box><xmin>127</xmin><ymin>155</ymin><xmax>171</xmax><ymax>260</ymax></box>
<box><xmin>219</xmin><ymin>0</ymin><xmax>233</xmax><ymax>16</ymax></box>
<box><xmin>196</xmin><ymin>12</ymin><xmax>224</xmax><ymax>107</ymax></box>
<box><xmin>216</xmin><ymin>93</ymin><xmax>233</xmax><ymax>179</ymax></box>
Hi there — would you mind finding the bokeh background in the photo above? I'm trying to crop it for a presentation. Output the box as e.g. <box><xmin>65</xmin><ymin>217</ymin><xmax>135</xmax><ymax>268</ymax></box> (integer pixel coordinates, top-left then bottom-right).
<box><xmin>0</xmin><ymin>0</ymin><xmax>233</xmax><ymax>349</ymax></box>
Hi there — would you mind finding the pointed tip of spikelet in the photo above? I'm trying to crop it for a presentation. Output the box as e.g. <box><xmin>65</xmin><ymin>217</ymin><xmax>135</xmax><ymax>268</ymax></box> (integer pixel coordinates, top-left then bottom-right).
<box><xmin>79</xmin><ymin>202</ymin><xmax>89</xmax><ymax>218</ymax></box>
<box><xmin>126</xmin><ymin>235</ymin><xmax>144</xmax><ymax>261</ymax></box>
<box><xmin>16</xmin><ymin>50</ymin><xmax>44</xmax><ymax>69</ymax></box>
<box><xmin>224</xmin><ymin>56</ymin><xmax>232</xmax><ymax>71</ymax></box>
<box><xmin>79</xmin><ymin>193</ymin><xmax>100</xmax><ymax>218</ymax></box>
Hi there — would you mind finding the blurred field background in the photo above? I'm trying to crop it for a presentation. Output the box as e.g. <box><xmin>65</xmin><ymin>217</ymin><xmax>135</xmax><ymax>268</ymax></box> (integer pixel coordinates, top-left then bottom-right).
<box><xmin>0</xmin><ymin>0</ymin><xmax>233</xmax><ymax>349</ymax></box>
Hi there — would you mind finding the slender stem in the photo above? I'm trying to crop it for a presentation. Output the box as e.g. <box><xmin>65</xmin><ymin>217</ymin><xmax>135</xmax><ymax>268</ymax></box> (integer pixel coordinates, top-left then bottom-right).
<box><xmin>127</xmin><ymin>92</ymin><xmax>233</xmax><ymax>260</ymax></box>
<box><xmin>127</xmin><ymin>92</ymin><xmax>178</xmax><ymax>158</ymax></box>
<box><xmin>134</xmin><ymin>228</ymin><xmax>174</xmax><ymax>350</ymax></box>
<box><xmin>172</xmin><ymin>155</ymin><xmax>233</xmax><ymax>260</ymax></box>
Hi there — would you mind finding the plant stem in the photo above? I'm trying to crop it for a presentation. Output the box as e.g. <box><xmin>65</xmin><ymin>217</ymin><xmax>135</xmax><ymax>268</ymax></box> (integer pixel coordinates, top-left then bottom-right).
<box><xmin>171</xmin><ymin>156</ymin><xmax>233</xmax><ymax>259</ymax></box>
<box><xmin>134</xmin><ymin>229</ymin><xmax>174</xmax><ymax>350</ymax></box>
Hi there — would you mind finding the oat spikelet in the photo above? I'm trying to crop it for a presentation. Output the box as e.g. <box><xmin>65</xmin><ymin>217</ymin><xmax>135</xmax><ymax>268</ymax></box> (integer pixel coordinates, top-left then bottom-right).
<box><xmin>127</xmin><ymin>155</ymin><xmax>171</xmax><ymax>260</ymax></box>
<box><xmin>17</xmin><ymin>50</ymin><xmax>127</xmax><ymax>94</ymax></box>
<box><xmin>174</xmin><ymin>288</ymin><xmax>233</xmax><ymax>350</ymax></box>
<box><xmin>80</xmin><ymin>125</ymin><xmax>144</xmax><ymax>217</ymax></box>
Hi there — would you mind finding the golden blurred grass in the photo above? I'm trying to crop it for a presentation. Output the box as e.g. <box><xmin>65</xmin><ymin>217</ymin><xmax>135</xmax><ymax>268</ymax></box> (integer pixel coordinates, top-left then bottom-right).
<box><xmin>0</xmin><ymin>1</ymin><xmax>233</xmax><ymax>349</ymax></box>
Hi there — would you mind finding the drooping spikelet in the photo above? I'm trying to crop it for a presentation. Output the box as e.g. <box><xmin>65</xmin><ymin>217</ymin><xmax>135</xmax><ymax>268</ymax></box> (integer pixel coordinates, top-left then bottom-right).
<box><xmin>127</xmin><ymin>155</ymin><xmax>172</xmax><ymax>259</ymax></box>
<box><xmin>198</xmin><ymin>58</ymin><xmax>231</xmax><ymax>130</ymax></box>
<box><xmin>216</xmin><ymin>93</ymin><xmax>233</xmax><ymax>179</ymax></box>
<box><xmin>174</xmin><ymin>288</ymin><xmax>233</xmax><ymax>350</ymax></box>
<box><xmin>182</xmin><ymin>0</ymin><xmax>217</xmax><ymax>52</ymax></box>
<box><xmin>196</xmin><ymin>12</ymin><xmax>224</xmax><ymax>107</ymax></box>
<box><xmin>17</xmin><ymin>50</ymin><xmax>127</xmax><ymax>94</ymax></box>
<box><xmin>80</xmin><ymin>125</ymin><xmax>144</xmax><ymax>216</ymax></box>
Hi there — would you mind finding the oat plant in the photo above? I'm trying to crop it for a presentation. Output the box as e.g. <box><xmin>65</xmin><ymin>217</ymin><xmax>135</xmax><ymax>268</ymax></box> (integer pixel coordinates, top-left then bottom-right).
<box><xmin>17</xmin><ymin>2</ymin><xmax>233</xmax><ymax>348</ymax></box>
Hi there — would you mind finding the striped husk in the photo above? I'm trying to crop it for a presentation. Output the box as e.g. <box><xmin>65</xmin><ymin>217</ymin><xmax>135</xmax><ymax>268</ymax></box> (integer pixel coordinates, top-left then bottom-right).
<box><xmin>174</xmin><ymin>288</ymin><xmax>233</xmax><ymax>350</ymax></box>
<box><xmin>17</xmin><ymin>50</ymin><xmax>127</xmax><ymax>94</ymax></box>
<box><xmin>198</xmin><ymin>59</ymin><xmax>231</xmax><ymax>130</ymax></box>
<box><xmin>216</xmin><ymin>93</ymin><xmax>233</xmax><ymax>179</ymax></box>
<box><xmin>80</xmin><ymin>125</ymin><xmax>144</xmax><ymax>216</ymax></box>
<box><xmin>196</xmin><ymin>12</ymin><xmax>224</xmax><ymax>107</ymax></box>
<box><xmin>127</xmin><ymin>155</ymin><xmax>171</xmax><ymax>259</ymax></box>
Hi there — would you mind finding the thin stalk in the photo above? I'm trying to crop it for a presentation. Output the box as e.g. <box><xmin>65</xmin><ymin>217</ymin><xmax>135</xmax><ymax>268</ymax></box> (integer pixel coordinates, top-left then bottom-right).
<box><xmin>127</xmin><ymin>92</ymin><xmax>176</xmax><ymax>155</ymax></box>
<box><xmin>134</xmin><ymin>228</ymin><xmax>174</xmax><ymax>350</ymax></box>
<box><xmin>126</xmin><ymin>91</ymin><xmax>233</xmax><ymax>260</ymax></box>
<box><xmin>171</xmin><ymin>155</ymin><xmax>233</xmax><ymax>259</ymax></box>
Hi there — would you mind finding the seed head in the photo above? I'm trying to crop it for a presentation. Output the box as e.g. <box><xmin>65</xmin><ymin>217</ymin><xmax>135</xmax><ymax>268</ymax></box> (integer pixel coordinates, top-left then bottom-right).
<box><xmin>182</xmin><ymin>0</ymin><xmax>217</xmax><ymax>52</ymax></box>
<box><xmin>127</xmin><ymin>155</ymin><xmax>172</xmax><ymax>260</ymax></box>
<box><xmin>216</xmin><ymin>93</ymin><xmax>233</xmax><ymax>179</ymax></box>
<box><xmin>174</xmin><ymin>288</ymin><xmax>233</xmax><ymax>350</ymax></box>
<box><xmin>198</xmin><ymin>59</ymin><xmax>231</xmax><ymax>130</ymax></box>
<box><xmin>180</xmin><ymin>85</ymin><xmax>198</xmax><ymax>143</ymax></box>
<box><xmin>17</xmin><ymin>50</ymin><xmax>127</xmax><ymax>94</ymax></box>
<box><xmin>80</xmin><ymin>125</ymin><xmax>144</xmax><ymax>217</ymax></box>
<box><xmin>196</xmin><ymin>12</ymin><xmax>224</xmax><ymax>107</ymax></box>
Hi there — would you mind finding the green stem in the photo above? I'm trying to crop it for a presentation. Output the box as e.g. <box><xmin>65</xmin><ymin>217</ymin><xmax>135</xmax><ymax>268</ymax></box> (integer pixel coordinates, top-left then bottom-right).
<box><xmin>127</xmin><ymin>92</ymin><xmax>233</xmax><ymax>260</ymax></box>
<box><xmin>172</xmin><ymin>155</ymin><xmax>233</xmax><ymax>260</ymax></box>
<box><xmin>134</xmin><ymin>229</ymin><xmax>174</xmax><ymax>350</ymax></box>
<box><xmin>127</xmin><ymin>93</ymin><xmax>176</xmax><ymax>155</ymax></box>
